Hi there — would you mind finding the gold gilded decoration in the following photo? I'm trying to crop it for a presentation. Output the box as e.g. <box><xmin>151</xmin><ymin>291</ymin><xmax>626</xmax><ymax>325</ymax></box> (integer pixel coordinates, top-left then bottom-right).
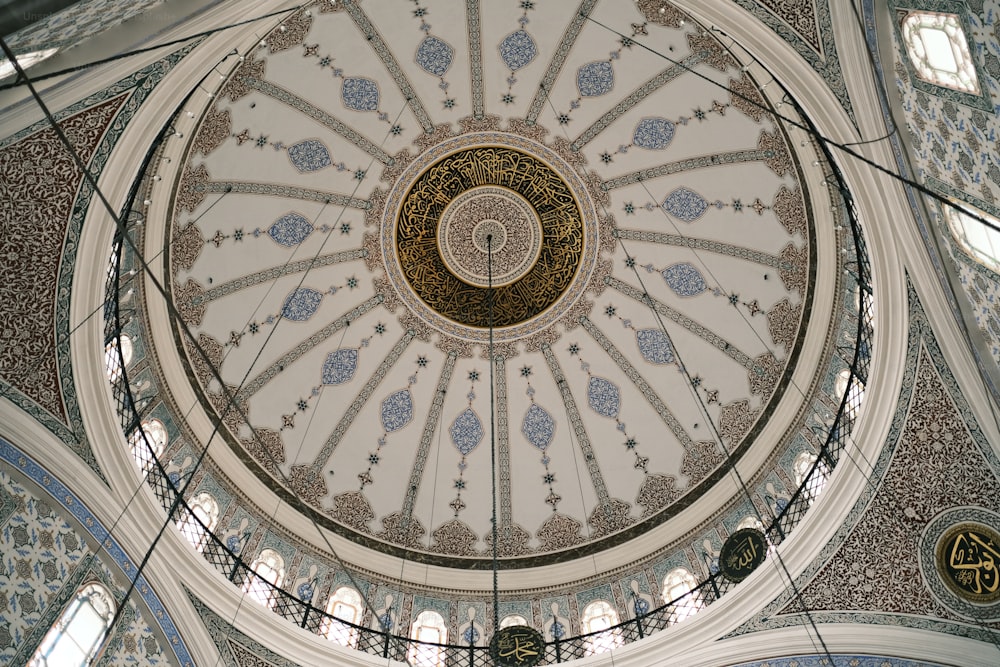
<box><xmin>396</xmin><ymin>146</ymin><xmax>584</xmax><ymax>328</ymax></box>
<box><xmin>489</xmin><ymin>625</ymin><xmax>545</xmax><ymax>667</ymax></box>
<box><xmin>936</xmin><ymin>522</ymin><xmax>1000</xmax><ymax>603</ymax></box>
<box><xmin>719</xmin><ymin>528</ymin><xmax>767</xmax><ymax>582</ymax></box>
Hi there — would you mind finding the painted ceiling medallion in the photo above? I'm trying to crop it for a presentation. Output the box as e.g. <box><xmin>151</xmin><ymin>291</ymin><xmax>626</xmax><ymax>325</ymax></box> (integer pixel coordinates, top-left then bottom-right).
<box><xmin>380</xmin><ymin>131</ymin><xmax>604</xmax><ymax>345</ymax></box>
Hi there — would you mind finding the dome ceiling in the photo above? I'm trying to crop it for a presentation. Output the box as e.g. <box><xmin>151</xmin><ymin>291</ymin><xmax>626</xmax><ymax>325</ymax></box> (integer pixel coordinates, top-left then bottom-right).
<box><xmin>157</xmin><ymin>0</ymin><xmax>834</xmax><ymax>568</ymax></box>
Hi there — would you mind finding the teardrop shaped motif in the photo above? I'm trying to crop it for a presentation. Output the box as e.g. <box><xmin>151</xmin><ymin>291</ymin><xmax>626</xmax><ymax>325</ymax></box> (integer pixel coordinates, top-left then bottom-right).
<box><xmin>450</xmin><ymin>408</ymin><xmax>483</xmax><ymax>455</ymax></box>
<box><xmin>588</xmin><ymin>377</ymin><xmax>620</xmax><ymax>419</ymax></box>
<box><xmin>381</xmin><ymin>389</ymin><xmax>413</xmax><ymax>432</ymax></box>
<box><xmin>499</xmin><ymin>30</ymin><xmax>537</xmax><ymax>71</ymax></box>
<box><xmin>415</xmin><ymin>36</ymin><xmax>454</xmax><ymax>77</ymax></box>
<box><xmin>633</xmin><ymin>117</ymin><xmax>675</xmax><ymax>150</ymax></box>
<box><xmin>662</xmin><ymin>187</ymin><xmax>707</xmax><ymax>222</ymax></box>
<box><xmin>281</xmin><ymin>288</ymin><xmax>324</xmax><ymax>321</ymax></box>
<box><xmin>268</xmin><ymin>212</ymin><xmax>313</xmax><ymax>247</ymax></box>
<box><xmin>522</xmin><ymin>403</ymin><xmax>555</xmax><ymax>450</ymax></box>
<box><xmin>287</xmin><ymin>139</ymin><xmax>332</xmax><ymax>172</ymax></box>
<box><xmin>661</xmin><ymin>263</ymin><xmax>707</xmax><ymax>297</ymax></box>
<box><xmin>321</xmin><ymin>348</ymin><xmax>358</xmax><ymax>385</ymax></box>
<box><xmin>636</xmin><ymin>329</ymin><xmax>675</xmax><ymax>364</ymax></box>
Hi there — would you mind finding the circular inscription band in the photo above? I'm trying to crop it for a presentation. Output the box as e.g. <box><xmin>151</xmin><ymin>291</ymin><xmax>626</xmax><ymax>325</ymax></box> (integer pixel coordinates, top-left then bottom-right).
<box><xmin>396</xmin><ymin>146</ymin><xmax>585</xmax><ymax>329</ymax></box>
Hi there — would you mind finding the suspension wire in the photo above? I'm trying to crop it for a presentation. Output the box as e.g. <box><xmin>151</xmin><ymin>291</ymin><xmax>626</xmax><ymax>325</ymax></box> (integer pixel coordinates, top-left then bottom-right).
<box><xmin>0</xmin><ymin>4</ymin><xmax>304</xmax><ymax>92</ymax></box>
<box><xmin>486</xmin><ymin>234</ymin><xmax>500</xmax><ymax>634</ymax></box>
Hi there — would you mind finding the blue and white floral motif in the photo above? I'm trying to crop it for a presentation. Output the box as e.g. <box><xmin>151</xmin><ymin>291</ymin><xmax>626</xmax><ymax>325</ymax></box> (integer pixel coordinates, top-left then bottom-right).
<box><xmin>321</xmin><ymin>348</ymin><xmax>358</xmax><ymax>385</ymax></box>
<box><xmin>287</xmin><ymin>139</ymin><xmax>332</xmax><ymax>173</ymax></box>
<box><xmin>661</xmin><ymin>262</ymin><xmax>707</xmax><ymax>297</ymax></box>
<box><xmin>636</xmin><ymin>329</ymin><xmax>675</xmax><ymax>364</ymax></box>
<box><xmin>462</xmin><ymin>626</ymin><xmax>480</xmax><ymax>644</ymax></box>
<box><xmin>415</xmin><ymin>36</ymin><xmax>454</xmax><ymax>77</ymax></box>
<box><xmin>662</xmin><ymin>187</ymin><xmax>708</xmax><ymax>222</ymax></box>
<box><xmin>576</xmin><ymin>61</ymin><xmax>614</xmax><ymax>97</ymax></box>
<box><xmin>381</xmin><ymin>389</ymin><xmax>413</xmax><ymax>432</ymax></box>
<box><xmin>281</xmin><ymin>288</ymin><xmax>324</xmax><ymax>321</ymax></box>
<box><xmin>633</xmin><ymin>117</ymin><xmax>675</xmax><ymax>150</ymax></box>
<box><xmin>450</xmin><ymin>408</ymin><xmax>483</xmax><ymax>455</ymax></box>
<box><xmin>499</xmin><ymin>30</ymin><xmax>537</xmax><ymax>71</ymax></box>
<box><xmin>588</xmin><ymin>376</ymin><xmax>620</xmax><ymax>419</ymax></box>
<box><xmin>522</xmin><ymin>403</ymin><xmax>555</xmax><ymax>450</ymax></box>
<box><xmin>342</xmin><ymin>77</ymin><xmax>379</xmax><ymax>111</ymax></box>
<box><xmin>268</xmin><ymin>213</ymin><xmax>314</xmax><ymax>247</ymax></box>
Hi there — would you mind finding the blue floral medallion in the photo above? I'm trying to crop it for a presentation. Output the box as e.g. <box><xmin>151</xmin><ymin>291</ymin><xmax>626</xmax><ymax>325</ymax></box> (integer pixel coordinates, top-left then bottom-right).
<box><xmin>587</xmin><ymin>376</ymin><xmax>620</xmax><ymax>418</ymax></box>
<box><xmin>499</xmin><ymin>30</ymin><xmax>537</xmax><ymax>71</ymax></box>
<box><xmin>415</xmin><ymin>36</ymin><xmax>454</xmax><ymax>77</ymax></box>
<box><xmin>450</xmin><ymin>408</ymin><xmax>484</xmax><ymax>455</ymax></box>
<box><xmin>268</xmin><ymin>212</ymin><xmax>314</xmax><ymax>247</ymax></box>
<box><xmin>522</xmin><ymin>403</ymin><xmax>555</xmax><ymax>450</ymax></box>
<box><xmin>576</xmin><ymin>61</ymin><xmax>614</xmax><ymax>97</ymax></box>
<box><xmin>662</xmin><ymin>187</ymin><xmax>708</xmax><ymax>222</ymax></box>
<box><xmin>321</xmin><ymin>348</ymin><xmax>358</xmax><ymax>385</ymax></box>
<box><xmin>287</xmin><ymin>139</ymin><xmax>332</xmax><ymax>172</ymax></box>
<box><xmin>661</xmin><ymin>262</ymin><xmax>707</xmax><ymax>297</ymax></box>
<box><xmin>281</xmin><ymin>288</ymin><xmax>324</xmax><ymax>321</ymax></box>
<box><xmin>381</xmin><ymin>389</ymin><xmax>413</xmax><ymax>432</ymax></box>
<box><xmin>342</xmin><ymin>77</ymin><xmax>380</xmax><ymax>111</ymax></box>
<box><xmin>633</xmin><ymin>117</ymin><xmax>675</xmax><ymax>150</ymax></box>
<box><xmin>636</xmin><ymin>329</ymin><xmax>675</xmax><ymax>364</ymax></box>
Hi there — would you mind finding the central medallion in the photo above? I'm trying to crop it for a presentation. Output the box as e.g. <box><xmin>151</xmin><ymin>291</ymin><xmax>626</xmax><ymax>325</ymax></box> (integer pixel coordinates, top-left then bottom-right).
<box><xmin>439</xmin><ymin>186</ymin><xmax>542</xmax><ymax>287</ymax></box>
<box><xmin>388</xmin><ymin>137</ymin><xmax>595</xmax><ymax>338</ymax></box>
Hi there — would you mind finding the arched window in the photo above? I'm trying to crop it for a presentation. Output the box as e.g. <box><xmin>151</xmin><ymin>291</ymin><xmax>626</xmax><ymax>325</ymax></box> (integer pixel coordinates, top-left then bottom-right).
<box><xmin>104</xmin><ymin>334</ymin><xmax>133</xmax><ymax>382</ymax></box>
<box><xmin>662</xmin><ymin>568</ymin><xmax>703</xmax><ymax>622</ymax></box>
<box><xmin>835</xmin><ymin>368</ymin><xmax>865</xmax><ymax>421</ymax></box>
<box><xmin>408</xmin><ymin>610</ymin><xmax>447</xmax><ymax>667</ymax></box>
<box><xmin>793</xmin><ymin>451</ymin><xmax>829</xmax><ymax>504</ymax></box>
<box><xmin>176</xmin><ymin>492</ymin><xmax>218</xmax><ymax>552</ymax></box>
<box><xmin>323</xmin><ymin>587</ymin><xmax>362</xmax><ymax>647</ymax></box>
<box><xmin>499</xmin><ymin>614</ymin><xmax>528</xmax><ymax>629</ymax></box>
<box><xmin>735</xmin><ymin>515</ymin><xmax>764</xmax><ymax>532</ymax></box>
<box><xmin>581</xmin><ymin>600</ymin><xmax>623</xmax><ymax>655</ymax></box>
<box><xmin>29</xmin><ymin>581</ymin><xmax>116</xmax><ymax>667</ymax></box>
<box><xmin>244</xmin><ymin>549</ymin><xmax>285</xmax><ymax>609</ymax></box>
<box><xmin>943</xmin><ymin>201</ymin><xmax>1000</xmax><ymax>273</ymax></box>
<box><xmin>901</xmin><ymin>12</ymin><xmax>979</xmax><ymax>93</ymax></box>
<box><xmin>128</xmin><ymin>418</ymin><xmax>167</xmax><ymax>477</ymax></box>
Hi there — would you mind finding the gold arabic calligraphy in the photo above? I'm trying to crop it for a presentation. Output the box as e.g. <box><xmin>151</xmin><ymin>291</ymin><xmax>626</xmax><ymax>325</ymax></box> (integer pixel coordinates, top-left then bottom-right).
<box><xmin>939</xmin><ymin>523</ymin><xmax>1000</xmax><ymax>603</ymax></box>
<box><xmin>720</xmin><ymin>528</ymin><xmax>766</xmax><ymax>582</ymax></box>
<box><xmin>491</xmin><ymin>627</ymin><xmax>544</xmax><ymax>666</ymax></box>
<box><xmin>397</xmin><ymin>146</ymin><xmax>584</xmax><ymax>328</ymax></box>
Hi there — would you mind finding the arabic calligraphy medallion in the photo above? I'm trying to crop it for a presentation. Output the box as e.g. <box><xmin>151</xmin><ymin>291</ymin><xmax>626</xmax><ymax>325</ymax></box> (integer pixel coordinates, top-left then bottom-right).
<box><xmin>936</xmin><ymin>522</ymin><xmax>1000</xmax><ymax>604</ymax></box>
<box><xmin>719</xmin><ymin>528</ymin><xmax>767</xmax><ymax>582</ymax></box>
<box><xmin>382</xmin><ymin>132</ymin><xmax>601</xmax><ymax>345</ymax></box>
<box><xmin>489</xmin><ymin>625</ymin><xmax>545</xmax><ymax>667</ymax></box>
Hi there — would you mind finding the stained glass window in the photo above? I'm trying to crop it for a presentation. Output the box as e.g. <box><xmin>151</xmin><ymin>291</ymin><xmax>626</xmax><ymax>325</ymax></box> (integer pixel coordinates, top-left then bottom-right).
<box><xmin>662</xmin><ymin>567</ymin><xmax>703</xmax><ymax>621</ymax></box>
<box><xmin>944</xmin><ymin>201</ymin><xmax>1000</xmax><ymax>273</ymax></box>
<box><xmin>176</xmin><ymin>492</ymin><xmax>218</xmax><ymax>552</ymax></box>
<box><xmin>408</xmin><ymin>610</ymin><xmax>447</xmax><ymax>667</ymax></box>
<box><xmin>128</xmin><ymin>418</ymin><xmax>167</xmax><ymax>477</ymax></box>
<box><xmin>244</xmin><ymin>549</ymin><xmax>285</xmax><ymax>609</ymax></box>
<box><xmin>29</xmin><ymin>582</ymin><xmax>116</xmax><ymax>667</ymax></box>
<box><xmin>902</xmin><ymin>12</ymin><xmax>980</xmax><ymax>93</ymax></box>
<box><xmin>323</xmin><ymin>587</ymin><xmax>362</xmax><ymax>647</ymax></box>
<box><xmin>581</xmin><ymin>600</ymin><xmax>623</xmax><ymax>655</ymax></box>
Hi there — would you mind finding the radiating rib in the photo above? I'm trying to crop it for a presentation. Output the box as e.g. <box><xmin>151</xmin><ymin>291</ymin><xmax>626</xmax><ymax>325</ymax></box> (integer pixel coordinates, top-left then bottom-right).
<box><xmin>614</xmin><ymin>229</ymin><xmax>796</xmax><ymax>271</ymax></box>
<box><xmin>234</xmin><ymin>295</ymin><xmax>384</xmax><ymax>403</ymax></box>
<box><xmin>541</xmin><ymin>343</ymin><xmax>613</xmax><ymax>511</ymax></box>
<box><xmin>606</xmin><ymin>276</ymin><xmax>753</xmax><ymax>368</ymax></box>
<box><xmin>601</xmin><ymin>148</ymin><xmax>774</xmax><ymax>191</ymax></box>
<box><xmin>399</xmin><ymin>352</ymin><xmax>457</xmax><ymax>525</ymax></box>
<box><xmin>194</xmin><ymin>181</ymin><xmax>370</xmax><ymax>209</ymax></box>
<box><xmin>580</xmin><ymin>316</ymin><xmax>694</xmax><ymax>451</ymax></box>
<box><xmin>339</xmin><ymin>0</ymin><xmax>435</xmax><ymax>133</ymax></box>
<box><xmin>524</xmin><ymin>0</ymin><xmax>600</xmax><ymax>124</ymax></box>
<box><xmin>193</xmin><ymin>249</ymin><xmax>367</xmax><ymax>306</ymax></box>
<box><xmin>467</xmin><ymin>0</ymin><xmax>485</xmax><ymax>119</ymax></box>
<box><xmin>571</xmin><ymin>54</ymin><xmax>704</xmax><ymax>151</ymax></box>
<box><xmin>246</xmin><ymin>77</ymin><xmax>395</xmax><ymax>165</ymax></box>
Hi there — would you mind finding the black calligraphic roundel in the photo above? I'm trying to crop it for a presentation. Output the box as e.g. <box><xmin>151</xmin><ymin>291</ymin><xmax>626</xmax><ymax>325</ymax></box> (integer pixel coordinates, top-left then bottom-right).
<box><xmin>935</xmin><ymin>522</ymin><xmax>1000</xmax><ymax>604</ymax></box>
<box><xmin>489</xmin><ymin>625</ymin><xmax>546</xmax><ymax>667</ymax></box>
<box><xmin>719</xmin><ymin>528</ymin><xmax>767</xmax><ymax>582</ymax></box>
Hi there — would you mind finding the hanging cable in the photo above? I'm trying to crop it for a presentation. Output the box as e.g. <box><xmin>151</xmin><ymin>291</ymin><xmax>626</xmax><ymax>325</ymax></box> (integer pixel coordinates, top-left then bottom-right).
<box><xmin>487</xmin><ymin>233</ymin><xmax>501</xmax><ymax>634</ymax></box>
